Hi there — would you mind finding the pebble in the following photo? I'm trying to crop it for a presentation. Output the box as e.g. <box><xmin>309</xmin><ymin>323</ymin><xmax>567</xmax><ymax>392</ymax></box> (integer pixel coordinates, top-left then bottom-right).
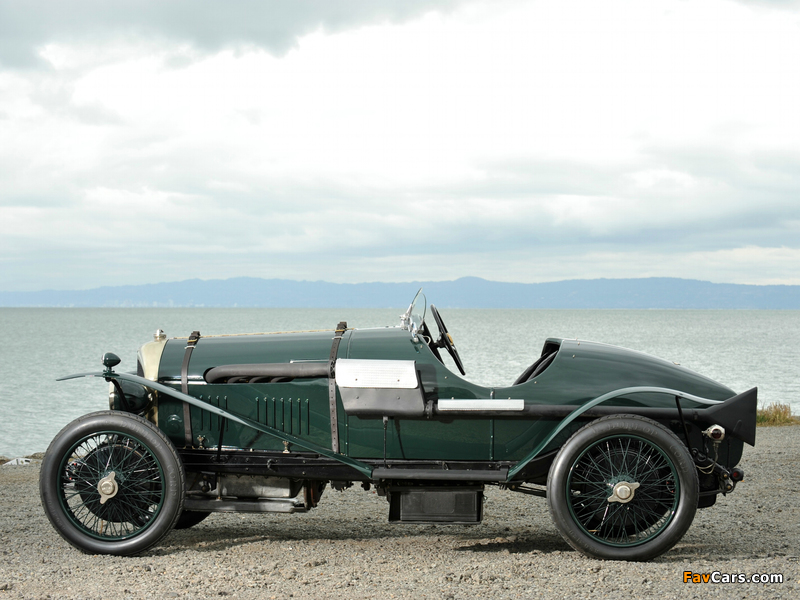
<box><xmin>0</xmin><ymin>427</ymin><xmax>798</xmax><ymax>599</ymax></box>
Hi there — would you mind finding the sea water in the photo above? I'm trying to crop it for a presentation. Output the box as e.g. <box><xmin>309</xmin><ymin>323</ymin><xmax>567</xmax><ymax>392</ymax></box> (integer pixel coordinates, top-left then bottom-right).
<box><xmin>1</xmin><ymin>307</ymin><xmax>798</xmax><ymax>457</ymax></box>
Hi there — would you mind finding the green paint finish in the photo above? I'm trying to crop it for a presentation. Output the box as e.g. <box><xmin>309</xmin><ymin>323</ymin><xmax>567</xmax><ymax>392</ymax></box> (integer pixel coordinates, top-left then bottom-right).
<box><xmin>492</xmin><ymin>418</ymin><xmax>558</xmax><ymax>460</ymax></box>
<box><xmin>149</xmin><ymin>323</ymin><xmax>739</xmax><ymax>466</ymax></box>
<box><xmin>158</xmin><ymin>330</ymin><xmax>341</xmax><ymax>381</ymax></box>
<box><xmin>156</xmin><ymin>380</ymin><xmax>333</xmax><ymax>453</ymax></box>
<box><xmin>157</xmin><ymin>330</ymin><xmax>342</xmax><ymax>452</ymax></box>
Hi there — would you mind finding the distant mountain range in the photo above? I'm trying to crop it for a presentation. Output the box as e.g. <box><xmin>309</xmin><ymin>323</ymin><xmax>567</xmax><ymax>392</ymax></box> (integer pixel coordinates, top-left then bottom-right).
<box><xmin>1</xmin><ymin>277</ymin><xmax>798</xmax><ymax>308</ymax></box>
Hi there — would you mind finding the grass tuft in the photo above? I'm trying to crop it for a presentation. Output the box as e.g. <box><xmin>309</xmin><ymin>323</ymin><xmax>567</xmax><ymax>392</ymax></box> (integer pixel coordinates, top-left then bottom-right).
<box><xmin>756</xmin><ymin>403</ymin><xmax>800</xmax><ymax>426</ymax></box>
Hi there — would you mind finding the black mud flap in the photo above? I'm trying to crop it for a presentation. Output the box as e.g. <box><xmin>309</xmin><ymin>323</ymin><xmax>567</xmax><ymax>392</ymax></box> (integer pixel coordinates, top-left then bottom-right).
<box><xmin>702</xmin><ymin>387</ymin><xmax>758</xmax><ymax>446</ymax></box>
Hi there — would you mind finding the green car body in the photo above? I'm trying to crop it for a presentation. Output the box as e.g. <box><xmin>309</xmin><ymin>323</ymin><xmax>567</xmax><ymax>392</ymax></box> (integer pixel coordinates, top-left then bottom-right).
<box><xmin>40</xmin><ymin>292</ymin><xmax>757</xmax><ymax>561</ymax></box>
<box><xmin>151</xmin><ymin>325</ymin><xmax>746</xmax><ymax>463</ymax></box>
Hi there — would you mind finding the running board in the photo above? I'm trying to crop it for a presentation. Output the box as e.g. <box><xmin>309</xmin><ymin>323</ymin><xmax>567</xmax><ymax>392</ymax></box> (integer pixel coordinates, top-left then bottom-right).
<box><xmin>372</xmin><ymin>467</ymin><xmax>508</xmax><ymax>481</ymax></box>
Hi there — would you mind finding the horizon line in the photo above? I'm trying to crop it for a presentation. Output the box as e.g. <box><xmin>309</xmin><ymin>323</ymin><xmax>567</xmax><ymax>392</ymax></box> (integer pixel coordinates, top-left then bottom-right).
<box><xmin>3</xmin><ymin>274</ymin><xmax>800</xmax><ymax>294</ymax></box>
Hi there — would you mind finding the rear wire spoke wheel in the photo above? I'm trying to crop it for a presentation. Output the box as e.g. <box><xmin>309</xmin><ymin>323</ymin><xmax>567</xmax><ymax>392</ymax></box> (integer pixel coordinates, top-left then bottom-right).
<box><xmin>40</xmin><ymin>411</ymin><xmax>184</xmax><ymax>556</ymax></box>
<box><xmin>547</xmin><ymin>415</ymin><xmax>698</xmax><ymax>561</ymax></box>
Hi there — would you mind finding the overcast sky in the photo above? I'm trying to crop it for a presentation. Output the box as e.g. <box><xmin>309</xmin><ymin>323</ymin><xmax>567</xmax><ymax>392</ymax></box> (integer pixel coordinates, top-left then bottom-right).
<box><xmin>1</xmin><ymin>0</ymin><xmax>798</xmax><ymax>292</ymax></box>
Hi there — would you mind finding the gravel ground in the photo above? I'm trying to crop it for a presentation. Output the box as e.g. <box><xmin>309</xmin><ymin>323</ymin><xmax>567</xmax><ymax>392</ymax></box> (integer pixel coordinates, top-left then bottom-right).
<box><xmin>1</xmin><ymin>426</ymin><xmax>798</xmax><ymax>600</ymax></box>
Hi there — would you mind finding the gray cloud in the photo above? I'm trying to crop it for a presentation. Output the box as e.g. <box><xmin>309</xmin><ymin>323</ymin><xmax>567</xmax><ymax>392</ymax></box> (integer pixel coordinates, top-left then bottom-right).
<box><xmin>6</xmin><ymin>135</ymin><xmax>797</xmax><ymax>260</ymax></box>
<box><xmin>0</xmin><ymin>0</ymin><xmax>473</xmax><ymax>69</ymax></box>
<box><xmin>733</xmin><ymin>0</ymin><xmax>800</xmax><ymax>8</ymax></box>
<box><xmin>1</xmin><ymin>0</ymin><xmax>798</xmax><ymax>290</ymax></box>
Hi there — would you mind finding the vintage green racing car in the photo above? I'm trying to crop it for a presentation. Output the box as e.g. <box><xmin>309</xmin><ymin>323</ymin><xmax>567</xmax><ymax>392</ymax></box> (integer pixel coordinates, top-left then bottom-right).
<box><xmin>40</xmin><ymin>290</ymin><xmax>756</xmax><ymax>561</ymax></box>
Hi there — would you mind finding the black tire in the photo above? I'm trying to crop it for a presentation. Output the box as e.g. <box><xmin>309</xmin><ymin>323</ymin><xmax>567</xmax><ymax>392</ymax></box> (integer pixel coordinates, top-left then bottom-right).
<box><xmin>547</xmin><ymin>415</ymin><xmax>698</xmax><ymax>561</ymax></box>
<box><xmin>39</xmin><ymin>411</ymin><xmax>185</xmax><ymax>556</ymax></box>
<box><xmin>174</xmin><ymin>510</ymin><xmax>211</xmax><ymax>529</ymax></box>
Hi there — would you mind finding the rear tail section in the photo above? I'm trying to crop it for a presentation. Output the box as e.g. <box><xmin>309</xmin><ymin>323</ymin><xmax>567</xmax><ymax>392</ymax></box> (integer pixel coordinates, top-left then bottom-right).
<box><xmin>702</xmin><ymin>387</ymin><xmax>757</xmax><ymax>446</ymax></box>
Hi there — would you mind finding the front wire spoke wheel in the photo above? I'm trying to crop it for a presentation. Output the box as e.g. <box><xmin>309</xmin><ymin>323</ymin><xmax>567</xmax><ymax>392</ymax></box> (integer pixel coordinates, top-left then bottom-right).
<box><xmin>547</xmin><ymin>415</ymin><xmax>698</xmax><ymax>561</ymax></box>
<box><xmin>40</xmin><ymin>411</ymin><xmax>184</xmax><ymax>556</ymax></box>
<box><xmin>60</xmin><ymin>432</ymin><xmax>164</xmax><ymax>539</ymax></box>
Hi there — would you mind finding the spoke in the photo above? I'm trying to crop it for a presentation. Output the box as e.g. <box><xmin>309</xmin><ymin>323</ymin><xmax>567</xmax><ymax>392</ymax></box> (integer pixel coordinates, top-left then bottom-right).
<box><xmin>102</xmin><ymin>436</ymin><xmax>118</xmax><ymax>471</ymax></box>
<box><xmin>113</xmin><ymin>503</ymin><xmax>140</xmax><ymax>530</ymax></box>
<box><xmin>85</xmin><ymin>510</ymin><xmax>102</xmax><ymax>534</ymax></box>
<box><xmin>574</xmin><ymin>487</ymin><xmax>611</xmax><ymax>502</ymax></box>
<box><xmin>64</xmin><ymin>496</ymin><xmax>97</xmax><ymax>514</ymax></box>
<box><xmin>636</xmin><ymin>460</ymin><xmax>668</xmax><ymax>481</ymax></box>
<box><xmin>125</xmin><ymin>472</ymin><xmax>161</xmax><ymax>486</ymax></box>
<box><xmin>596</xmin><ymin>503</ymin><xmax>611</xmax><ymax>531</ymax></box>
<box><xmin>581</xmin><ymin>452</ymin><xmax>614</xmax><ymax>481</ymax></box>
<box><xmin>632</xmin><ymin>499</ymin><xmax>672</xmax><ymax>517</ymax></box>
<box><xmin>628</xmin><ymin>501</ymin><xmax>658</xmax><ymax>534</ymax></box>
<box><xmin>119</xmin><ymin>484</ymin><xmax>161</xmax><ymax>499</ymax></box>
<box><xmin>110</xmin><ymin>498</ymin><xmax>135</xmax><ymax>523</ymax></box>
<box><xmin>125</xmin><ymin>450</ymin><xmax>152</xmax><ymax>474</ymax></box>
<box><xmin>70</xmin><ymin>456</ymin><xmax>104</xmax><ymax>478</ymax></box>
<box><xmin>105</xmin><ymin>501</ymin><xmax>124</xmax><ymax>525</ymax></box>
<box><xmin>638</xmin><ymin>473</ymin><xmax>675</xmax><ymax>489</ymax></box>
<box><xmin>104</xmin><ymin>507</ymin><xmax>124</xmax><ymax>532</ymax></box>
<box><xmin>628</xmin><ymin>444</ymin><xmax>645</xmax><ymax>480</ymax></box>
<box><xmin>573</xmin><ymin>500</ymin><xmax>602</xmax><ymax>520</ymax></box>
<box><xmin>117</xmin><ymin>441</ymin><xmax>145</xmax><ymax>471</ymax></box>
<box><xmin>62</xmin><ymin>487</ymin><xmax>91</xmax><ymax>502</ymax></box>
<box><xmin>608</xmin><ymin>503</ymin><xmax>627</xmax><ymax>541</ymax></box>
<box><xmin>604</xmin><ymin>441</ymin><xmax>619</xmax><ymax>478</ymax></box>
<box><xmin>634</xmin><ymin>501</ymin><xmax>672</xmax><ymax>516</ymax></box>
<box><xmin>114</xmin><ymin>494</ymin><xmax>158</xmax><ymax>517</ymax></box>
<box><xmin>621</xmin><ymin>437</ymin><xmax>634</xmax><ymax>475</ymax></box>
<box><xmin>633</xmin><ymin>512</ymin><xmax>668</xmax><ymax>538</ymax></box>
<box><xmin>634</xmin><ymin>486</ymin><xmax>674</xmax><ymax>502</ymax></box>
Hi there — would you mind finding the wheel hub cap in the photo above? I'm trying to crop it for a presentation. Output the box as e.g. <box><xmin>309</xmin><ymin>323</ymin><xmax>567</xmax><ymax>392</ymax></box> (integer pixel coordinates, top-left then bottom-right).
<box><xmin>607</xmin><ymin>480</ymin><xmax>640</xmax><ymax>504</ymax></box>
<box><xmin>97</xmin><ymin>471</ymin><xmax>118</xmax><ymax>505</ymax></box>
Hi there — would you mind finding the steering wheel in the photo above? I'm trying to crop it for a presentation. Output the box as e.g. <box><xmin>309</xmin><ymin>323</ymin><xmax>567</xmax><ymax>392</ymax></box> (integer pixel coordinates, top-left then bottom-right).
<box><xmin>419</xmin><ymin>320</ymin><xmax>443</xmax><ymax>363</ymax></box>
<box><xmin>429</xmin><ymin>304</ymin><xmax>466</xmax><ymax>375</ymax></box>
